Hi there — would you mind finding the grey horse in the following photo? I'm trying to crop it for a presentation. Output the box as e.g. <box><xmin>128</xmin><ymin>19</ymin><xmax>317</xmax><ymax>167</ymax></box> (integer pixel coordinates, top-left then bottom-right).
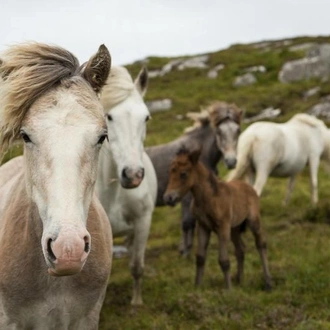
<box><xmin>146</xmin><ymin>101</ymin><xmax>243</xmax><ymax>255</ymax></box>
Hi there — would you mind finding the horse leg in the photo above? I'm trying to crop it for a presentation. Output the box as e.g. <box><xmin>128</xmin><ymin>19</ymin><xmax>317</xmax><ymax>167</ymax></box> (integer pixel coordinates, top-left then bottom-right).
<box><xmin>195</xmin><ymin>223</ymin><xmax>211</xmax><ymax>286</ymax></box>
<box><xmin>253</xmin><ymin>167</ymin><xmax>269</xmax><ymax>197</ymax></box>
<box><xmin>283</xmin><ymin>175</ymin><xmax>296</xmax><ymax>206</ymax></box>
<box><xmin>309</xmin><ymin>155</ymin><xmax>320</xmax><ymax>205</ymax></box>
<box><xmin>180</xmin><ymin>193</ymin><xmax>195</xmax><ymax>257</ymax></box>
<box><xmin>128</xmin><ymin>214</ymin><xmax>152</xmax><ymax>306</ymax></box>
<box><xmin>247</xmin><ymin>216</ymin><xmax>272</xmax><ymax>291</ymax></box>
<box><xmin>217</xmin><ymin>223</ymin><xmax>232</xmax><ymax>289</ymax></box>
<box><xmin>230</xmin><ymin>226</ymin><xmax>245</xmax><ymax>284</ymax></box>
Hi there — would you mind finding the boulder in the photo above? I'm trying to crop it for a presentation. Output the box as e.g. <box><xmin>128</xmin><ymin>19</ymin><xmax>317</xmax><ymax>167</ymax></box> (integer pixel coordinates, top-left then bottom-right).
<box><xmin>279</xmin><ymin>44</ymin><xmax>330</xmax><ymax>83</ymax></box>
<box><xmin>244</xmin><ymin>107</ymin><xmax>281</xmax><ymax>123</ymax></box>
<box><xmin>233</xmin><ymin>73</ymin><xmax>257</xmax><ymax>87</ymax></box>
<box><xmin>146</xmin><ymin>99</ymin><xmax>172</xmax><ymax>112</ymax></box>
<box><xmin>207</xmin><ymin>64</ymin><xmax>225</xmax><ymax>79</ymax></box>
<box><xmin>245</xmin><ymin>65</ymin><xmax>266</xmax><ymax>73</ymax></box>
<box><xmin>303</xmin><ymin>86</ymin><xmax>321</xmax><ymax>100</ymax></box>
<box><xmin>308</xmin><ymin>97</ymin><xmax>330</xmax><ymax>119</ymax></box>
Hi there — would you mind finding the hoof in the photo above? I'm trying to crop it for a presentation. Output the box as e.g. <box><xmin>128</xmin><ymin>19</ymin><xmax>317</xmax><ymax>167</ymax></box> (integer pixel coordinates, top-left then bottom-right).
<box><xmin>264</xmin><ymin>282</ymin><xmax>272</xmax><ymax>292</ymax></box>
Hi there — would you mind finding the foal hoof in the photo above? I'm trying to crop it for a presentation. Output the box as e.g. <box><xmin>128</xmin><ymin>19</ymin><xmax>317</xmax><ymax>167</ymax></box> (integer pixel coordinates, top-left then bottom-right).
<box><xmin>264</xmin><ymin>282</ymin><xmax>272</xmax><ymax>292</ymax></box>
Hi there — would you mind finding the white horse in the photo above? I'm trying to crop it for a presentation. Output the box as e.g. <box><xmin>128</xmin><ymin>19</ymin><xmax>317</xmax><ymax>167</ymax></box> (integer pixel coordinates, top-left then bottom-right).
<box><xmin>0</xmin><ymin>43</ymin><xmax>112</xmax><ymax>329</ymax></box>
<box><xmin>228</xmin><ymin>113</ymin><xmax>330</xmax><ymax>205</ymax></box>
<box><xmin>96</xmin><ymin>66</ymin><xmax>157</xmax><ymax>306</ymax></box>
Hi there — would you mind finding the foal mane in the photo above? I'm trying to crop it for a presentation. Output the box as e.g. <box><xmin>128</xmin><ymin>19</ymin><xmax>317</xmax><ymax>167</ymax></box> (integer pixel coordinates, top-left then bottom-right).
<box><xmin>0</xmin><ymin>42</ymin><xmax>81</xmax><ymax>157</ymax></box>
<box><xmin>101</xmin><ymin>66</ymin><xmax>135</xmax><ymax>111</ymax></box>
<box><xmin>184</xmin><ymin>101</ymin><xmax>242</xmax><ymax>134</ymax></box>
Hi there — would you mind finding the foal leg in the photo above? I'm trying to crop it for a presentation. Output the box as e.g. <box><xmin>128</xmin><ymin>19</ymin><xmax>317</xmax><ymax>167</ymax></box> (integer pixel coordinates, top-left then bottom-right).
<box><xmin>231</xmin><ymin>226</ymin><xmax>245</xmax><ymax>284</ymax></box>
<box><xmin>217</xmin><ymin>223</ymin><xmax>232</xmax><ymax>289</ymax></box>
<box><xmin>248</xmin><ymin>216</ymin><xmax>272</xmax><ymax>291</ymax></box>
<box><xmin>195</xmin><ymin>223</ymin><xmax>211</xmax><ymax>286</ymax></box>
<box><xmin>180</xmin><ymin>193</ymin><xmax>195</xmax><ymax>257</ymax></box>
<box><xmin>129</xmin><ymin>213</ymin><xmax>152</xmax><ymax>306</ymax></box>
<box><xmin>309</xmin><ymin>155</ymin><xmax>320</xmax><ymax>205</ymax></box>
<box><xmin>283</xmin><ymin>175</ymin><xmax>296</xmax><ymax>206</ymax></box>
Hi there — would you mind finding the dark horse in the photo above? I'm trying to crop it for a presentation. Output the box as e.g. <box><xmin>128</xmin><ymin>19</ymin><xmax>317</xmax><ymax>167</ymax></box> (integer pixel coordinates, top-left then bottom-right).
<box><xmin>145</xmin><ymin>101</ymin><xmax>243</xmax><ymax>255</ymax></box>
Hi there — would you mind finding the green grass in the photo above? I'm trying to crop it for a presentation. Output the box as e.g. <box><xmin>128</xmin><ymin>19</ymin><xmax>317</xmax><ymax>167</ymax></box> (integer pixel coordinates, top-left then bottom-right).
<box><xmin>4</xmin><ymin>36</ymin><xmax>330</xmax><ymax>329</ymax></box>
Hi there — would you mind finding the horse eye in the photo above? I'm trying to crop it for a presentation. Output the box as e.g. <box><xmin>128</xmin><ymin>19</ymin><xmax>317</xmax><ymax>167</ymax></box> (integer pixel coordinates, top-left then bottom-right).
<box><xmin>20</xmin><ymin>132</ymin><xmax>32</xmax><ymax>143</ymax></box>
<box><xmin>145</xmin><ymin>115</ymin><xmax>150</xmax><ymax>122</ymax></box>
<box><xmin>107</xmin><ymin>114</ymin><xmax>113</xmax><ymax>121</ymax></box>
<box><xmin>97</xmin><ymin>134</ymin><xmax>108</xmax><ymax>145</ymax></box>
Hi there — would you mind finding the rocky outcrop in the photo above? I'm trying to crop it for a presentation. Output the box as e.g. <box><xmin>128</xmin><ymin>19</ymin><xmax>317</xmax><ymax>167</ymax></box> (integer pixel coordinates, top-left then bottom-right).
<box><xmin>303</xmin><ymin>86</ymin><xmax>321</xmax><ymax>100</ymax></box>
<box><xmin>233</xmin><ymin>73</ymin><xmax>257</xmax><ymax>87</ymax></box>
<box><xmin>207</xmin><ymin>64</ymin><xmax>225</xmax><ymax>79</ymax></box>
<box><xmin>245</xmin><ymin>65</ymin><xmax>266</xmax><ymax>73</ymax></box>
<box><xmin>148</xmin><ymin>55</ymin><xmax>209</xmax><ymax>78</ymax></box>
<box><xmin>244</xmin><ymin>107</ymin><xmax>281</xmax><ymax>123</ymax></box>
<box><xmin>146</xmin><ymin>99</ymin><xmax>172</xmax><ymax>112</ymax></box>
<box><xmin>308</xmin><ymin>96</ymin><xmax>330</xmax><ymax>119</ymax></box>
<box><xmin>279</xmin><ymin>44</ymin><xmax>330</xmax><ymax>83</ymax></box>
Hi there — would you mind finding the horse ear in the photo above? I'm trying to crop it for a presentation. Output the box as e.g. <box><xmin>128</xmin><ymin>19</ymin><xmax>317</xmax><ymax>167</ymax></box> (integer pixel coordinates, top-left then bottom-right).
<box><xmin>134</xmin><ymin>66</ymin><xmax>148</xmax><ymax>97</ymax></box>
<box><xmin>83</xmin><ymin>44</ymin><xmax>111</xmax><ymax>93</ymax></box>
<box><xmin>189</xmin><ymin>148</ymin><xmax>202</xmax><ymax>165</ymax></box>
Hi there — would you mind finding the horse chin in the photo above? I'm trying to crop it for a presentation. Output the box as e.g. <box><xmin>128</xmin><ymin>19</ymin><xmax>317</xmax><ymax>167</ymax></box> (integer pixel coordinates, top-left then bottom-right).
<box><xmin>47</xmin><ymin>258</ymin><xmax>87</xmax><ymax>277</ymax></box>
<box><xmin>120</xmin><ymin>178</ymin><xmax>143</xmax><ymax>189</ymax></box>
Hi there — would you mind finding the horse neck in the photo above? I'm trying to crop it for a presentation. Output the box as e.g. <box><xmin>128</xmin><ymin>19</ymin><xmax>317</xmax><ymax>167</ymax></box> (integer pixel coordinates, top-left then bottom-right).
<box><xmin>0</xmin><ymin>172</ymin><xmax>42</xmax><ymax>253</ymax></box>
<box><xmin>190</xmin><ymin>162</ymin><xmax>222</xmax><ymax>207</ymax></box>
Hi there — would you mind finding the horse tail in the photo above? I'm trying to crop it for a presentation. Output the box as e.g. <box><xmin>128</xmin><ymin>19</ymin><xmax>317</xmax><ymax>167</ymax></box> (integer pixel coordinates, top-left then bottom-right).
<box><xmin>226</xmin><ymin>131</ymin><xmax>255</xmax><ymax>181</ymax></box>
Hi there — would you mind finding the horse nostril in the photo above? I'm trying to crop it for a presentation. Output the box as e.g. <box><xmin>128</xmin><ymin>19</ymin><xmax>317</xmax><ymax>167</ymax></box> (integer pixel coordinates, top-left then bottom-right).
<box><xmin>122</xmin><ymin>167</ymin><xmax>129</xmax><ymax>179</ymax></box>
<box><xmin>139</xmin><ymin>168</ymin><xmax>145</xmax><ymax>179</ymax></box>
<box><xmin>47</xmin><ymin>238</ymin><xmax>56</xmax><ymax>262</ymax></box>
<box><xmin>84</xmin><ymin>236</ymin><xmax>90</xmax><ymax>253</ymax></box>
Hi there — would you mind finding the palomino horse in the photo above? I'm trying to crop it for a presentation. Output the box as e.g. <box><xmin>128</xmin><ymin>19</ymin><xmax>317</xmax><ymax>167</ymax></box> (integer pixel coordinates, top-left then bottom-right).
<box><xmin>146</xmin><ymin>102</ymin><xmax>242</xmax><ymax>255</ymax></box>
<box><xmin>96</xmin><ymin>66</ymin><xmax>157</xmax><ymax>306</ymax></box>
<box><xmin>227</xmin><ymin>113</ymin><xmax>330</xmax><ymax>205</ymax></box>
<box><xmin>0</xmin><ymin>43</ymin><xmax>112</xmax><ymax>329</ymax></box>
<box><xmin>164</xmin><ymin>147</ymin><xmax>272</xmax><ymax>291</ymax></box>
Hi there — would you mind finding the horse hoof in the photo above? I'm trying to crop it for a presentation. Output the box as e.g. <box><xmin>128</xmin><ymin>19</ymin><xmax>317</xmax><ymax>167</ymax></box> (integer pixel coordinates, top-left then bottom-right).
<box><xmin>264</xmin><ymin>283</ymin><xmax>272</xmax><ymax>292</ymax></box>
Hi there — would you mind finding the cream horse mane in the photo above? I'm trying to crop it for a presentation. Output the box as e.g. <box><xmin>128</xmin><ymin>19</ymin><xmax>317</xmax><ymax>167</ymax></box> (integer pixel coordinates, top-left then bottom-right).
<box><xmin>101</xmin><ymin>66</ymin><xmax>136</xmax><ymax>110</ymax></box>
<box><xmin>0</xmin><ymin>43</ymin><xmax>84</xmax><ymax>158</ymax></box>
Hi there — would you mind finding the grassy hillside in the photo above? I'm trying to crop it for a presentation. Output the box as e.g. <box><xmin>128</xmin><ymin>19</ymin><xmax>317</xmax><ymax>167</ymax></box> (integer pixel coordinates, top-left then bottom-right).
<box><xmin>101</xmin><ymin>36</ymin><xmax>330</xmax><ymax>330</ymax></box>
<box><xmin>4</xmin><ymin>36</ymin><xmax>330</xmax><ymax>329</ymax></box>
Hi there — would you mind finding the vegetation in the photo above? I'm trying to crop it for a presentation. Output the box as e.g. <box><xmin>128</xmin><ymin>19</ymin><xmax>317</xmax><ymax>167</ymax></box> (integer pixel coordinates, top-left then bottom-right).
<box><xmin>4</xmin><ymin>36</ymin><xmax>330</xmax><ymax>329</ymax></box>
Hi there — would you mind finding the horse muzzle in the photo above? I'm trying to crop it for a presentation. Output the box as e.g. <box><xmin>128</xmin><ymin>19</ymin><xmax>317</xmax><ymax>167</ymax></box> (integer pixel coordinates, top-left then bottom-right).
<box><xmin>44</xmin><ymin>229</ymin><xmax>91</xmax><ymax>276</ymax></box>
<box><xmin>163</xmin><ymin>192</ymin><xmax>180</xmax><ymax>207</ymax></box>
<box><xmin>121</xmin><ymin>166</ymin><xmax>145</xmax><ymax>189</ymax></box>
<box><xmin>224</xmin><ymin>157</ymin><xmax>237</xmax><ymax>169</ymax></box>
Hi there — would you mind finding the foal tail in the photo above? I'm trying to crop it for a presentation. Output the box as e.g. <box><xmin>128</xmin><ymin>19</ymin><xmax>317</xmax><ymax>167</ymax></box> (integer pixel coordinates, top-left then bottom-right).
<box><xmin>226</xmin><ymin>132</ymin><xmax>255</xmax><ymax>181</ymax></box>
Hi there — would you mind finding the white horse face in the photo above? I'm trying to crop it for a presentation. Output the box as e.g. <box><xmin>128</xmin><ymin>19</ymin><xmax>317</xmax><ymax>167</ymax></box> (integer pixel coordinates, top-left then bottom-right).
<box><xmin>215</xmin><ymin>120</ymin><xmax>241</xmax><ymax>169</ymax></box>
<box><xmin>21</xmin><ymin>86</ymin><xmax>108</xmax><ymax>276</ymax></box>
<box><xmin>105</xmin><ymin>68</ymin><xmax>150</xmax><ymax>189</ymax></box>
<box><xmin>106</xmin><ymin>97</ymin><xmax>150</xmax><ymax>188</ymax></box>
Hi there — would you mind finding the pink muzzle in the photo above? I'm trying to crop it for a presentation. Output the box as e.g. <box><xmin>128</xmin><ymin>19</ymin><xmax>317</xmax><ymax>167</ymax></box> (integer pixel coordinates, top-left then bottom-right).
<box><xmin>46</xmin><ymin>228</ymin><xmax>91</xmax><ymax>276</ymax></box>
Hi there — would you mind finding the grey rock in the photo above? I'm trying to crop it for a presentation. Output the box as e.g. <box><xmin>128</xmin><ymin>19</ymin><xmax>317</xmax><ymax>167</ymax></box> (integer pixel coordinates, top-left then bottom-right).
<box><xmin>146</xmin><ymin>99</ymin><xmax>172</xmax><ymax>112</ymax></box>
<box><xmin>308</xmin><ymin>99</ymin><xmax>330</xmax><ymax>119</ymax></box>
<box><xmin>279</xmin><ymin>44</ymin><xmax>330</xmax><ymax>83</ymax></box>
<box><xmin>245</xmin><ymin>65</ymin><xmax>266</xmax><ymax>73</ymax></box>
<box><xmin>244</xmin><ymin>107</ymin><xmax>281</xmax><ymax>123</ymax></box>
<box><xmin>233</xmin><ymin>73</ymin><xmax>257</xmax><ymax>87</ymax></box>
<box><xmin>207</xmin><ymin>63</ymin><xmax>225</xmax><ymax>79</ymax></box>
<box><xmin>303</xmin><ymin>86</ymin><xmax>321</xmax><ymax>100</ymax></box>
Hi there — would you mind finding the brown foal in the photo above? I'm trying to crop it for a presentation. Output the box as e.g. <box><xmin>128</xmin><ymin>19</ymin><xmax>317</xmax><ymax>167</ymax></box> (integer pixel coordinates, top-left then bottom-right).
<box><xmin>164</xmin><ymin>147</ymin><xmax>272</xmax><ymax>291</ymax></box>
